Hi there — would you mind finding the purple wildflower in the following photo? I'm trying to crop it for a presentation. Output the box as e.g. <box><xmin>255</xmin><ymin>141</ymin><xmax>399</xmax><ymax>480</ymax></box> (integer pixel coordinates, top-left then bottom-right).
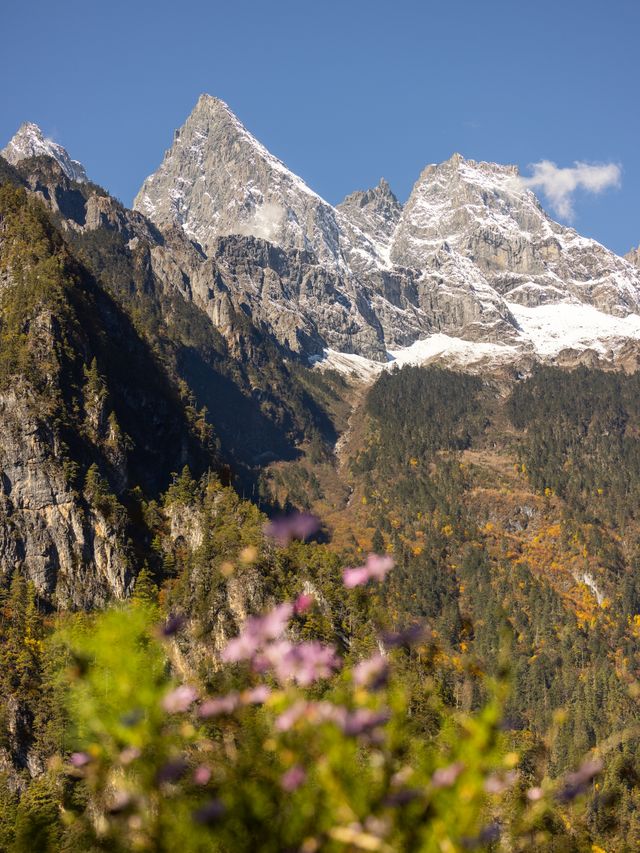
<box><xmin>193</xmin><ymin>799</ymin><xmax>225</xmax><ymax>825</ymax></box>
<box><xmin>384</xmin><ymin>788</ymin><xmax>423</xmax><ymax>807</ymax></box>
<box><xmin>382</xmin><ymin>623</ymin><xmax>429</xmax><ymax>648</ymax></box>
<box><xmin>160</xmin><ymin>613</ymin><xmax>186</xmax><ymax>637</ymax></box>
<box><xmin>526</xmin><ymin>786</ymin><xmax>544</xmax><ymax>802</ymax></box>
<box><xmin>557</xmin><ymin>758</ymin><xmax>603</xmax><ymax>802</ymax></box>
<box><xmin>275</xmin><ymin>700</ymin><xmax>309</xmax><ymax>732</ymax></box>
<box><xmin>276</xmin><ymin>699</ymin><xmax>348</xmax><ymax>731</ymax></box>
<box><xmin>69</xmin><ymin>752</ymin><xmax>91</xmax><ymax>768</ymax></box>
<box><xmin>462</xmin><ymin>822</ymin><xmax>501</xmax><ymax>849</ymax></box>
<box><xmin>343</xmin><ymin>554</ymin><xmax>394</xmax><ymax>588</ymax></box>
<box><xmin>162</xmin><ymin>684</ymin><xmax>198</xmax><ymax>714</ymax></box>
<box><xmin>241</xmin><ymin>685</ymin><xmax>271</xmax><ymax>705</ymax></box>
<box><xmin>258</xmin><ymin>640</ymin><xmax>341</xmax><ymax>686</ymax></box>
<box><xmin>221</xmin><ymin>603</ymin><xmax>293</xmax><ymax>663</ymax></box>
<box><xmin>340</xmin><ymin>708</ymin><xmax>391</xmax><ymax>737</ymax></box>
<box><xmin>281</xmin><ymin>765</ymin><xmax>307</xmax><ymax>792</ymax></box>
<box><xmin>119</xmin><ymin>747</ymin><xmax>142</xmax><ymax>765</ymax></box>
<box><xmin>107</xmin><ymin>791</ymin><xmax>133</xmax><ymax>815</ymax></box>
<box><xmin>264</xmin><ymin>513</ymin><xmax>320</xmax><ymax>545</ymax></box>
<box><xmin>484</xmin><ymin>771</ymin><xmax>517</xmax><ymax>794</ymax></box>
<box><xmin>156</xmin><ymin>758</ymin><xmax>189</xmax><ymax>785</ymax></box>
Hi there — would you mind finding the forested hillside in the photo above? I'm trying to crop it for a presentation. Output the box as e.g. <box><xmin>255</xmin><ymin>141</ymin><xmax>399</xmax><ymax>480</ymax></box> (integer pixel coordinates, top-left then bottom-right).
<box><xmin>0</xmin><ymin>160</ymin><xmax>639</xmax><ymax>851</ymax></box>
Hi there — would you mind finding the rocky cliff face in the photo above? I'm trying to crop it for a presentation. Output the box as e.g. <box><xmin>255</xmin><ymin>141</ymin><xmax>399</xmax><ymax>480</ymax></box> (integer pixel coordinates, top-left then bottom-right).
<box><xmin>0</xmin><ymin>176</ymin><xmax>226</xmax><ymax>606</ymax></box>
<box><xmin>336</xmin><ymin>178</ymin><xmax>403</xmax><ymax>271</ymax></box>
<box><xmin>0</xmin><ymin>382</ymin><xmax>130</xmax><ymax>608</ymax></box>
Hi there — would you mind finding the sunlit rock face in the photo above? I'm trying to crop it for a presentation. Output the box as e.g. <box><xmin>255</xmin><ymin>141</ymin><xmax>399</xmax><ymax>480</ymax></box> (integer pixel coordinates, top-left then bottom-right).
<box><xmin>131</xmin><ymin>96</ymin><xmax>640</xmax><ymax>364</ymax></box>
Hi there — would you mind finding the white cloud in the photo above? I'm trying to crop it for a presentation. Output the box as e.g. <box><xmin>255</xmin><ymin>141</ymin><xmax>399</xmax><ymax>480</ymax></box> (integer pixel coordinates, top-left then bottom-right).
<box><xmin>237</xmin><ymin>202</ymin><xmax>285</xmax><ymax>243</ymax></box>
<box><xmin>521</xmin><ymin>160</ymin><xmax>621</xmax><ymax>220</ymax></box>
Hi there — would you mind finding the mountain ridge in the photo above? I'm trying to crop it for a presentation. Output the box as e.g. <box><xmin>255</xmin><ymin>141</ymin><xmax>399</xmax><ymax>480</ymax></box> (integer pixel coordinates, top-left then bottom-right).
<box><xmin>5</xmin><ymin>100</ymin><xmax>640</xmax><ymax>371</ymax></box>
<box><xmin>130</xmin><ymin>95</ymin><xmax>640</xmax><ymax>367</ymax></box>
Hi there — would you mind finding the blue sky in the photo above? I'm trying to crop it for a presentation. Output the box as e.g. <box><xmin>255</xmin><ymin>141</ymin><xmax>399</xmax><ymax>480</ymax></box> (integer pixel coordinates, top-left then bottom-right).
<box><xmin>1</xmin><ymin>0</ymin><xmax>638</xmax><ymax>254</ymax></box>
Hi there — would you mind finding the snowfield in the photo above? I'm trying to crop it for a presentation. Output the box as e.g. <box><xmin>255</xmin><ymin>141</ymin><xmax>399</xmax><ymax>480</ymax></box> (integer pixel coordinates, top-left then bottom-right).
<box><xmin>313</xmin><ymin>301</ymin><xmax>640</xmax><ymax>379</ymax></box>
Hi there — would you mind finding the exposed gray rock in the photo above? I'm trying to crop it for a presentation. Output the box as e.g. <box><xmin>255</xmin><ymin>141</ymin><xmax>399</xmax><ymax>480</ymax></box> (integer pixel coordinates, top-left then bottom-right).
<box><xmin>0</xmin><ymin>384</ymin><xmax>131</xmax><ymax>608</ymax></box>
<box><xmin>336</xmin><ymin>177</ymin><xmax>403</xmax><ymax>271</ymax></box>
<box><xmin>625</xmin><ymin>246</ymin><xmax>640</xmax><ymax>268</ymax></box>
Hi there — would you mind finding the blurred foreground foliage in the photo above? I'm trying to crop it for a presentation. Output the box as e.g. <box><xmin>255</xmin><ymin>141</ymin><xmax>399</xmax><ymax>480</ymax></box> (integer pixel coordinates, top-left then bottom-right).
<box><xmin>1</xmin><ymin>570</ymin><xmax>630</xmax><ymax>852</ymax></box>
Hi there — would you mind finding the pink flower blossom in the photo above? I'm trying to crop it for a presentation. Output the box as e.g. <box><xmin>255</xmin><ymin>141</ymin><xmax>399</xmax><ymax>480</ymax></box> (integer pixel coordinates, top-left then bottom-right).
<box><xmin>276</xmin><ymin>699</ymin><xmax>348</xmax><ymax>731</ymax></box>
<box><xmin>293</xmin><ymin>593</ymin><xmax>315</xmax><ymax>614</ymax></box>
<box><xmin>275</xmin><ymin>700</ymin><xmax>309</xmax><ymax>732</ymax></box>
<box><xmin>343</xmin><ymin>554</ymin><xmax>394</xmax><ymax>588</ymax></box>
<box><xmin>242</xmin><ymin>685</ymin><xmax>271</xmax><ymax>705</ymax></box>
<box><xmin>193</xmin><ymin>765</ymin><xmax>212</xmax><ymax>785</ymax></box>
<box><xmin>258</xmin><ymin>640</ymin><xmax>340</xmax><ymax>686</ymax></box>
<box><xmin>70</xmin><ymin>752</ymin><xmax>91</xmax><ymax>768</ymax></box>
<box><xmin>342</xmin><ymin>566</ymin><xmax>371</xmax><ymax>588</ymax></box>
<box><xmin>119</xmin><ymin>747</ymin><xmax>142</xmax><ymax>765</ymax></box>
<box><xmin>431</xmin><ymin>762</ymin><xmax>465</xmax><ymax>789</ymax></box>
<box><xmin>198</xmin><ymin>693</ymin><xmax>240</xmax><ymax>718</ymax></box>
<box><xmin>281</xmin><ymin>765</ymin><xmax>306</xmax><ymax>792</ymax></box>
<box><xmin>162</xmin><ymin>685</ymin><xmax>198</xmax><ymax>714</ymax></box>
<box><xmin>107</xmin><ymin>790</ymin><xmax>133</xmax><ymax>814</ymax></box>
<box><xmin>221</xmin><ymin>603</ymin><xmax>293</xmax><ymax>663</ymax></box>
<box><xmin>484</xmin><ymin>771</ymin><xmax>517</xmax><ymax>794</ymax></box>
<box><xmin>219</xmin><ymin>632</ymin><xmax>260</xmax><ymax>663</ymax></box>
<box><xmin>340</xmin><ymin>707</ymin><xmax>390</xmax><ymax>737</ymax></box>
<box><xmin>352</xmin><ymin>654</ymin><xmax>389</xmax><ymax>690</ymax></box>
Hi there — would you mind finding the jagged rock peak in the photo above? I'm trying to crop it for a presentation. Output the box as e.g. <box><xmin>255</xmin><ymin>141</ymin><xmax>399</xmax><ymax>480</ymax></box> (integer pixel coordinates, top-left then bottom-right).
<box><xmin>340</xmin><ymin>177</ymin><xmax>401</xmax><ymax>210</ymax></box>
<box><xmin>625</xmin><ymin>246</ymin><xmax>640</xmax><ymax>269</ymax></box>
<box><xmin>134</xmin><ymin>94</ymin><xmax>344</xmax><ymax>266</ymax></box>
<box><xmin>1</xmin><ymin>121</ymin><xmax>88</xmax><ymax>183</ymax></box>
<box><xmin>336</xmin><ymin>178</ymin><xmax>403</xmax><ymax>269</ymax></box>
<box><xmin>391</xmin><ymin>151</ymin><xmax>640</xmax><ymax>318</ymax></box>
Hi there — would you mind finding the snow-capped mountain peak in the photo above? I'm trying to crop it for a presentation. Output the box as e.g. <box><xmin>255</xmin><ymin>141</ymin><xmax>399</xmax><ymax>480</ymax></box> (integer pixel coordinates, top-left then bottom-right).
<box><xmin>390</xmin><ymin>152</ymin><xmax>640</xmax><ymax>317</ymax></box>
<box><xmin>336</xmin><ymin>178</ymin><xmax>403</xmax><ymax>268</ymax></box>
<box><xmin>134</xmin><ymin>94</ymin><xmax>345</xmax><ymax>267</ymax></box>
<box><xmin>1</xmin><ymin>122</ymin><xmax>88</xmax><ymax>183</ymax></box>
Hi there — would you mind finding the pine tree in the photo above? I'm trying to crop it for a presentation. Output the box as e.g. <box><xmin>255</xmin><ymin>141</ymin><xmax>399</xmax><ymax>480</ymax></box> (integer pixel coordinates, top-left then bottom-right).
<box><xmin>132</xmin><ymin>565</ymin><xmax>158</xmax><ymax>606</ymax></box>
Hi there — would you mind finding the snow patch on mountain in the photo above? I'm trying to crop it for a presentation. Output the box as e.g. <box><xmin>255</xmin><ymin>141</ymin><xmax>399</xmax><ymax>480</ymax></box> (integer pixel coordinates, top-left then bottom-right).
<box><xmin>313</xmin><ymin>301</ymin><xmax>640</xmax><ymax>379</ymax></box>
<box><xmin>508</xmin><ymin>301</ymin><xmax>640</xmax><ymax>356</ymax></box>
